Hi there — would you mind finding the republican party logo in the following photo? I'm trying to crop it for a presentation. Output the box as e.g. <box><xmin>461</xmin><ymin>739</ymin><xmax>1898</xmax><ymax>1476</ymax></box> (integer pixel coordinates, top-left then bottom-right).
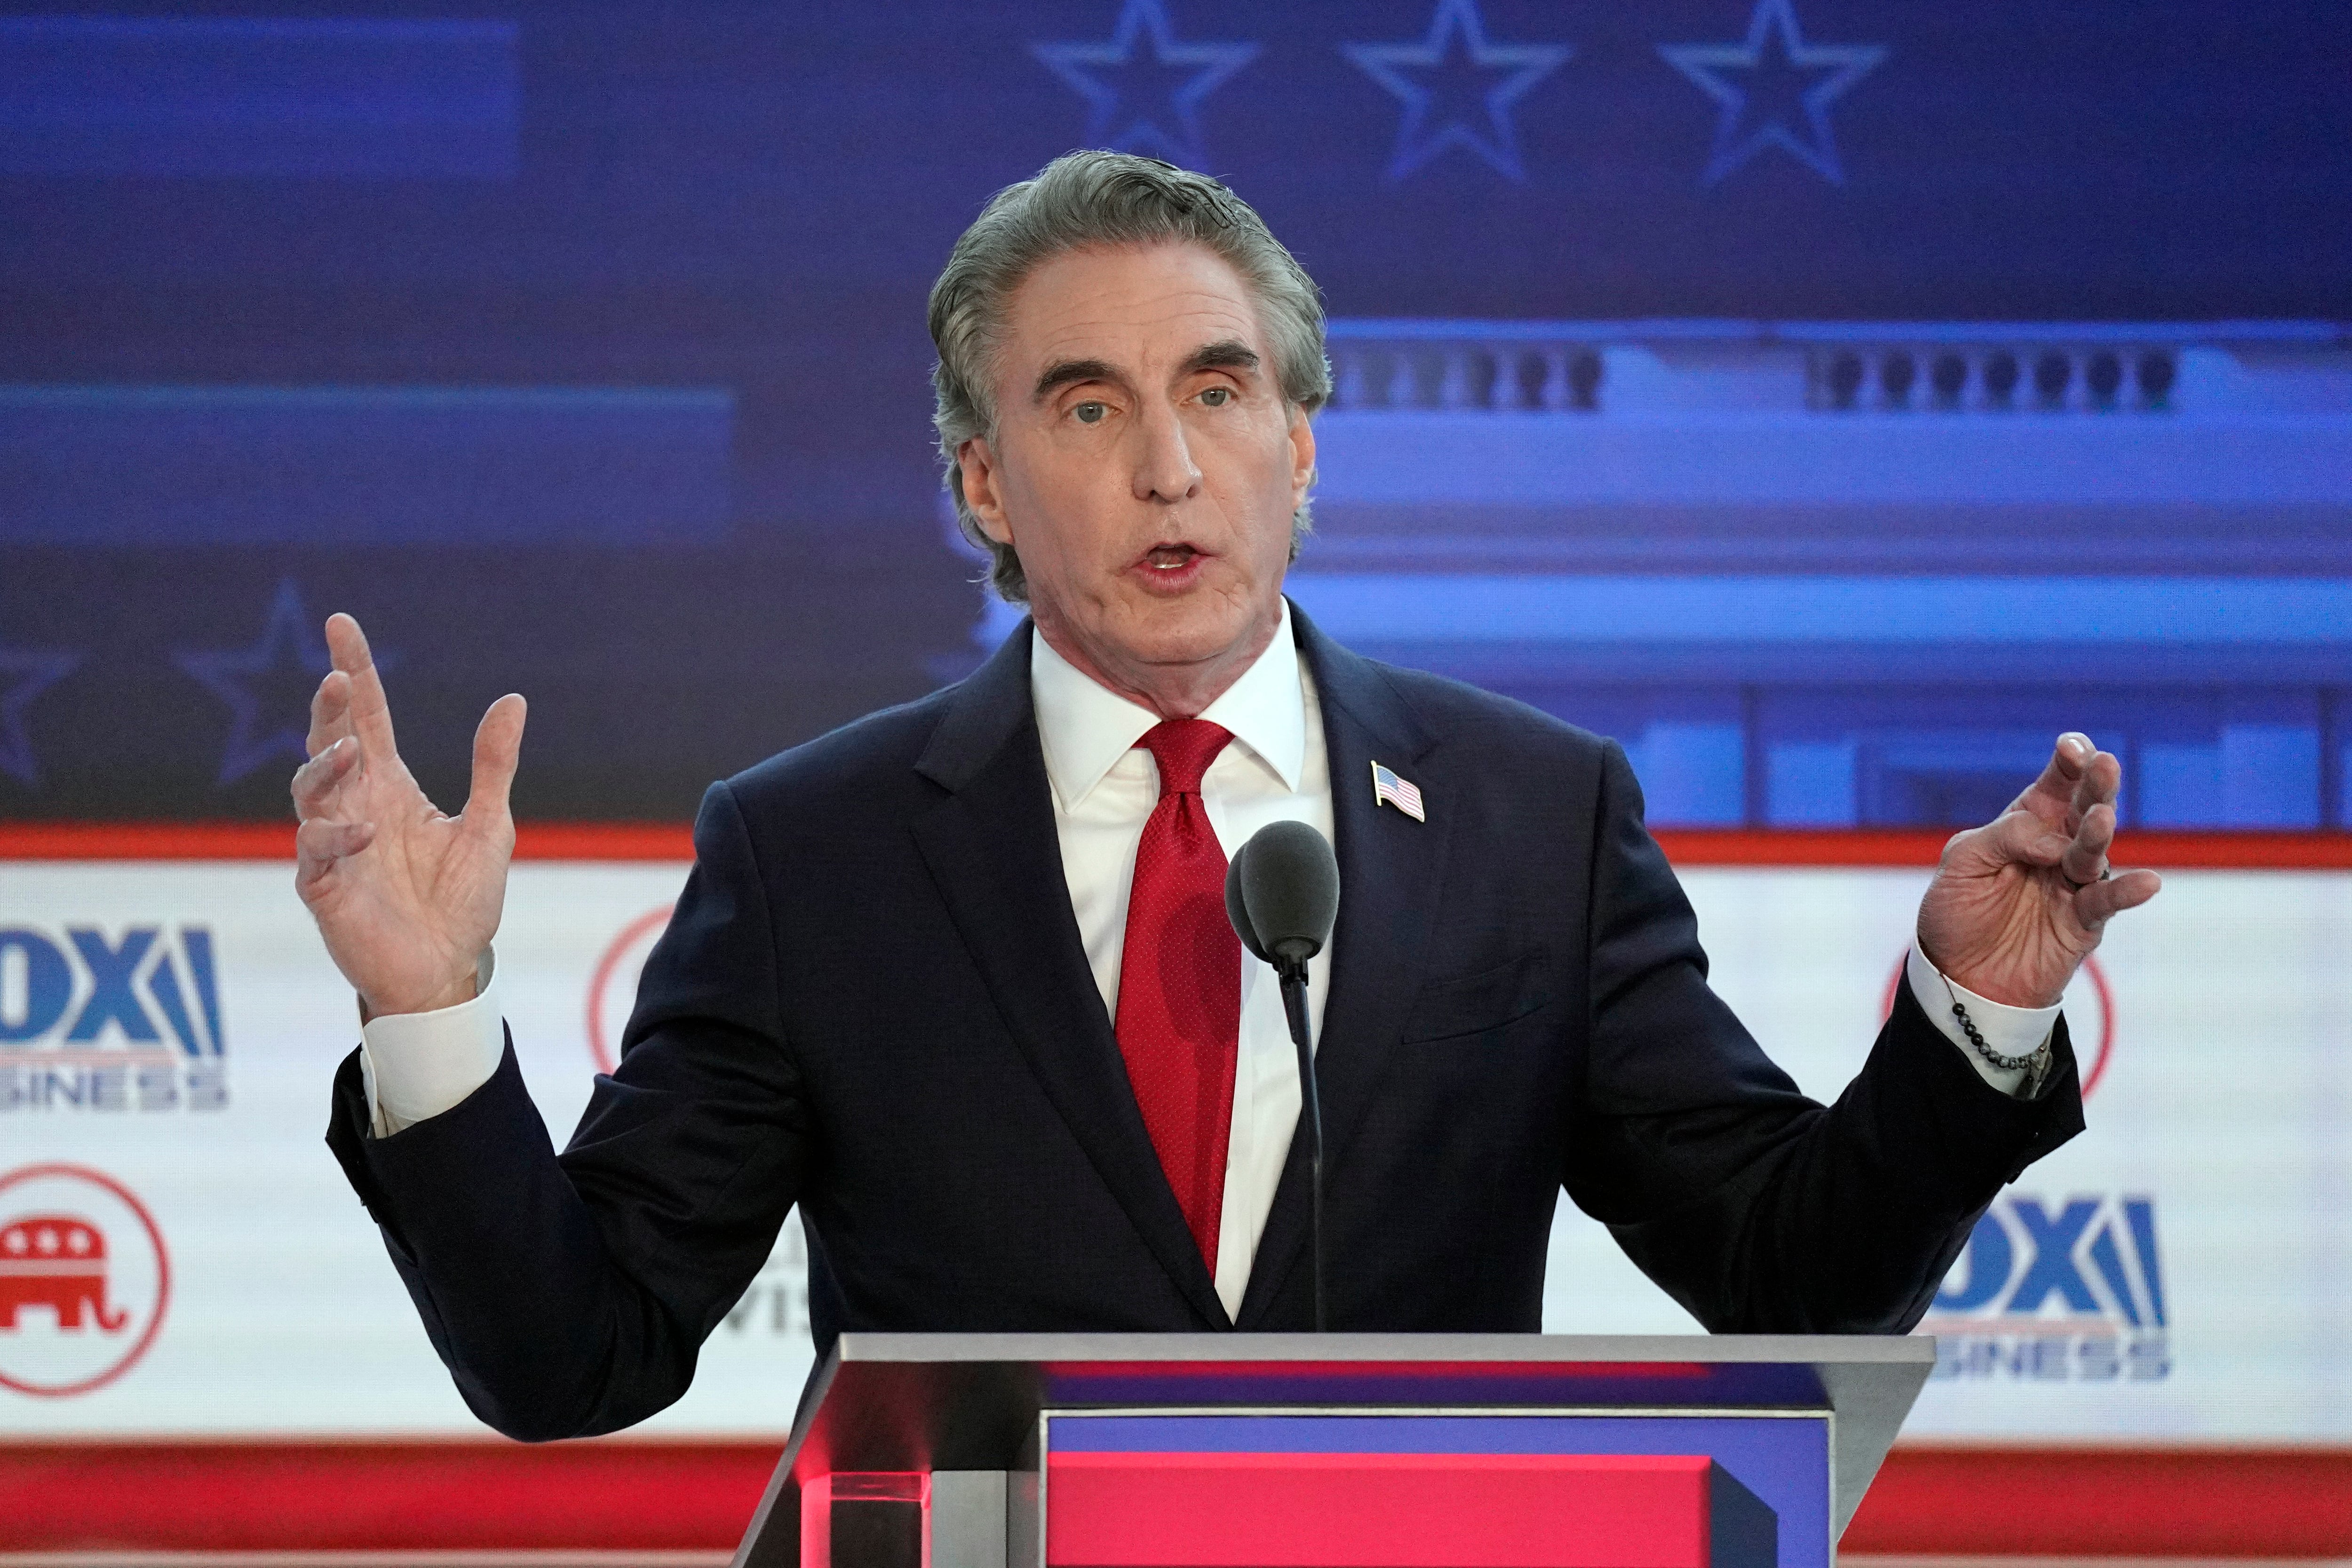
<box><xmin>0</xmin><ymin>924</ymin><xmax>228</xmax><ymax>1113</ymax></box>
<box><xmin>0</xmin><ymin>1163</ymin><xmax>170</xmax><ymax>1397</ymax></box>
<box><xmin>1921</xmin><ymin>1194</ymin><xmax>2169</xmax><ymax>1383</ymax></box>
<box><xmin>586</xmin><ymin>905</ymin><xmax>674</xmax><ymax>1075</ymax></box>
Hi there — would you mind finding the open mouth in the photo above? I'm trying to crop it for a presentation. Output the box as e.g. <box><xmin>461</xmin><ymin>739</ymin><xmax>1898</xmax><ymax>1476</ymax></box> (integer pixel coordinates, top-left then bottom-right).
<box><xmin>1128</xmin><ymin>540</ymin><xmax>1213</xmax><ymax>594</ymax></box>
<box><xmin>1142</xmin><ymin>542</ymin><xmax>1202</xmax><ymax>571</ymax></box>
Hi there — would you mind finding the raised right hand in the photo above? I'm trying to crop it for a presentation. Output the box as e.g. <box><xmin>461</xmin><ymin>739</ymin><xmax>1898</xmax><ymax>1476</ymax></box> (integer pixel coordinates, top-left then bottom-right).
<box><xmin>291</xmin><ymin>613</ymin><xmax>527</xmax><ymax>1018</ymax></box>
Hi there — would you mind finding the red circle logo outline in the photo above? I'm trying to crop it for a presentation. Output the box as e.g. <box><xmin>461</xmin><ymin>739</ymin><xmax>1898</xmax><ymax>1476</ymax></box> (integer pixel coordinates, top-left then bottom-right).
<box><xmin>0</xmin><ymin>1162</ymin><xmax>172</xmax><ymax>1399</ymax></box>
<box><xmin>585</xmin><ymin>904</ymin><xmax>676</xmax><ymax>1075</ymax></box>
<box><xmin>1880</xmin><ymin>950</ymin><xmax>2114</xmax><ymax>1100</ymax></box>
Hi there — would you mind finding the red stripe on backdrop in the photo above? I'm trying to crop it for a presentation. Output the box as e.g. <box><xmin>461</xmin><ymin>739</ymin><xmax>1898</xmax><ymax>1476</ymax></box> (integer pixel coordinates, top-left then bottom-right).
<box><xmin>2</xmin><ymin>1442</ymin><xmax>2351</xmax><ymax>1556</ymax></box>
<box><xmin>1</xmin><ymin>823</ymin><xmax>2349</xmax><ymax>868</ymax></box>
<box><xmin>1845</xmin><ymin>1445</ymin><xmax>2352</xmax><ymax>1558</ymax></box>
<box><xmin>0</xmin><ymin>1440</ymin><xmax>779</xmax><ymax>1553</ymax></box>
<box><xmin>1648</xmin><ymin>827</ymin><xmax>2352</xmax><ymax>869</ymax></box>
<box><xmin>0</xmin><ymin>822</ymin><xmax>699</xmax><ymax>861</ymax></box>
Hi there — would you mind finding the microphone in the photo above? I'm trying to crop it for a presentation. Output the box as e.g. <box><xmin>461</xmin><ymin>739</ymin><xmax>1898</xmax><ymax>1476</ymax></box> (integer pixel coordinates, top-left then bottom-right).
<box><xmin>1224</xmin><ymin>820</ymin><xmax>1340</xmax><ymax>1331</ymax></box>
<box><xmin>1231</xmin><ymin>820</ymin><xmax>1341</xmax><ymax>978</ymax></box>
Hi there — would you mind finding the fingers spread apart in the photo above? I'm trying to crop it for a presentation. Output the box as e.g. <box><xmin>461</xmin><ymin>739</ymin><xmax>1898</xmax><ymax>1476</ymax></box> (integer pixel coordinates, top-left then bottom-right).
<box><xmin>2070</xmin><ymin>866</ymin><xmax>2163</xmax><ymax>928</ymax></box>
<box><xmin>1981</xmin><ymin>807</ymin><xmax>2072</xmax><ymax>870</ymax></box>
<box><xmin>323</xmin><ymin>613</ymin><xmax>400</xmax><ymax>760</ymax></box>
<box><xmin>306</xmin><ymin>669</ymin><xmax>351</xmax><ymax>759</ymax></box>
<box><xmin>2018</xmin><ymin>732</ymin><xmax>2122</xmax><ymax>830</ymax></box>
<box><xmin>2017</xmin><ymin>732</ymin><xmax>2090</xmax><ymax>811</ymax></box>
<box><xmin>294</xmin><ymin>815</ymin><xmax>376</xmax><ymax>890</ymax></box>
<box><xmin>290</xmin><ymin>734</ymin><xmax>359</xmax><ymax>819</ymax></box>
<box><xmin>2059</xmin><ymin>799</ymin><xmax>2117</xmax><ymax>887</ymax></box>
<box><xmin>464</xmin><ymin>693</ymin><xmax>527</xmax><ymax>831</ymax></box>
<box><xmin>2071</xmin><ymin>744</ymin><xmax>2122</xmax><ymax>829</ymax></box>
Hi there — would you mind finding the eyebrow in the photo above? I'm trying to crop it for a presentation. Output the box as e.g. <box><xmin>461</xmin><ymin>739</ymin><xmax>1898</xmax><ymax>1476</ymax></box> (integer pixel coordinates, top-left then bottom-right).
<box><xmin>1030</xmin><ymin>341</ymin><xmax>1263</xmax><ymax>404</ymax></box>
<box><xmin>1180</xmin><ymin>340</ymin><xmax>1260</xmax><ymax>378</ymax></box>
<box><xmin>1033</xmin><ymin>358</ymin><xmax>1122</xmax><ymax>402</ymax></box>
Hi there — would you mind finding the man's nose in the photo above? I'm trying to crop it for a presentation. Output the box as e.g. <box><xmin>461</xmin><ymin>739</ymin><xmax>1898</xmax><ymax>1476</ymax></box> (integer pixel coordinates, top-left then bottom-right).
<box><xmin>1130</xmin><ymin>398</ymin><xmax>1201</xmax><ymax>504</ymax></box>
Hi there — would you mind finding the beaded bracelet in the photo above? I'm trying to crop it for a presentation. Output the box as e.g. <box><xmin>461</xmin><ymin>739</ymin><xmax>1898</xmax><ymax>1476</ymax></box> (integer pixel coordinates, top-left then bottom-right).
<box><xmin>1947</xmin><ymin>996</ymin><xmax>2049</xmax><ymax>1074</ymax></box>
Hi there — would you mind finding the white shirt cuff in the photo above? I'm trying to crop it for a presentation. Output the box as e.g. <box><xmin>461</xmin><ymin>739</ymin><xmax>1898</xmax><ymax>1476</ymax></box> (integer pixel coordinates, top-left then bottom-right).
<box><xmin>1906</xmin><ymin>943</ymin><xmax>2059</xmax><ymax>1098</ymax></box>
<box><xmin>358</xmin><ymin>949</ymin><xmax>504</xmax><ymax>1138</ymax></box>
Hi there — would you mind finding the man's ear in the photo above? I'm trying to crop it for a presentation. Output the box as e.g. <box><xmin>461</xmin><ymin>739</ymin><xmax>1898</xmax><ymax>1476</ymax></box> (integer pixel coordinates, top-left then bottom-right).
<box><xmin>1286</xmin><ymin>405</ymin><xmax>1318</xmax><ymax>512</ymax></box>
<box><xmin>958</xmin><ymin>438</ymin><xmax>1014</xmax><ymax>546</ymax></box>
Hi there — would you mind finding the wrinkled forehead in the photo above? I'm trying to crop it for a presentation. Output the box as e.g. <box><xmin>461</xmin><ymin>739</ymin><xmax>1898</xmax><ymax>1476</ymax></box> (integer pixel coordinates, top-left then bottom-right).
<box><xmin>997</xmin><ymin>239</ymin><xmax>1269</xmax><ymax>384</ymax></box>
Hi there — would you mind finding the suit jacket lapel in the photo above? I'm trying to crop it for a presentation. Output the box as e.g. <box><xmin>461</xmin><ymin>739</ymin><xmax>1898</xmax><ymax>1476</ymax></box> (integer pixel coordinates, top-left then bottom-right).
<box><xmin>1238</xmin><ymin>605</ymin><xmax>1452</xmax><ymax>1328</ymax></box>
<box><xmin>907</xmin><ymin>622</ymin><xmax>1230</xmax><ymax>1329</ymax></box>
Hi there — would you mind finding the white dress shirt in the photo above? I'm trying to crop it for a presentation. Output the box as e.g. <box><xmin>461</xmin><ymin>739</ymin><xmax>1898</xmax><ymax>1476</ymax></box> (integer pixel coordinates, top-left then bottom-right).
<box><xmin>1030</xmin><ymin>601</ymin><xmax>1333</xmax><ymax>1319</ymax></box>
<box><xmin>358</xmin><ymin>604</ymin><xmax>2059</xmax><ymax>1317</ymax></box>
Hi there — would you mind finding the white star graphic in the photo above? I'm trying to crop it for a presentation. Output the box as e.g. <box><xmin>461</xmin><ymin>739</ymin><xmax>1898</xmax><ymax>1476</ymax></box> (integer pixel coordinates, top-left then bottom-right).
<box><xmin>1660</xmin><ymin>0</ymin><xmax>1887</xmax><ymax>186</ymax></box>
<box><xmin>1343</xmin><ymin>0</ymin><xmax>1572</xmax><ymax>184</ymax></box>
<box><xmin>1031</xmin><ymin>0</ymin><xmax>1259</xmax><ymax>170</ymax></box>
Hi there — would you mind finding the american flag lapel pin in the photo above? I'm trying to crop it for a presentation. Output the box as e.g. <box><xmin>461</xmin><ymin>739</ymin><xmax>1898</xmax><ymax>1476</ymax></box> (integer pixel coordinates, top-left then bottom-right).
<box><xmin>1370</xmin><ymin>761</ymin><xmax>1425</xmax><ymax>822</ymax></box>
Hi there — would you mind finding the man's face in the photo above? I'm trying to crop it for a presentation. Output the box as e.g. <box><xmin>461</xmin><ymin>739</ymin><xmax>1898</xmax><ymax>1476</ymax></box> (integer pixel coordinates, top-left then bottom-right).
<box><xmin>957</xmin><ymin>240</ymin><xmax>1316</xmax><ymax>710</ymax></box>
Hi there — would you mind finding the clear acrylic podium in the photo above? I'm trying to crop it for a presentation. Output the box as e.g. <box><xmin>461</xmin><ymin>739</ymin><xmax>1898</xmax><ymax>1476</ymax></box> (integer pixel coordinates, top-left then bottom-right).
<box><xmin>733</xmin><ymin>1334</ymin><xmax>1933</xmax><ymax>1568</ymax></box>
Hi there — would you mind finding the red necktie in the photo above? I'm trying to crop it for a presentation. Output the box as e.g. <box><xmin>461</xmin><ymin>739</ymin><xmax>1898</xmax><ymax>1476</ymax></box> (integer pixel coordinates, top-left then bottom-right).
<box><xmin>1113</xmin><ymin>719</ymin><xmax>1241</xmax><ymax>1276</ymax></box>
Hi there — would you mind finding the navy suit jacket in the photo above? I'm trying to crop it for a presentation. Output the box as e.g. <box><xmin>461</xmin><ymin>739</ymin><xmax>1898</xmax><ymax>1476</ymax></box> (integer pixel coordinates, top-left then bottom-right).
<box><xmin>326</xmin><ymin>606</ymin><xmax>2082</xmax><ymax>1441</ymax></box>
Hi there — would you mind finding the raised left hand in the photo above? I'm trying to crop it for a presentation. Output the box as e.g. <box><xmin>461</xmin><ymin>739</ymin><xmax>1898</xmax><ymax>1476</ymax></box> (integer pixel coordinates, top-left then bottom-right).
<box><xmin>1915</xmin><ymin>732</ymin><xmax>2163</xmax><ymax>1008</ymax></box>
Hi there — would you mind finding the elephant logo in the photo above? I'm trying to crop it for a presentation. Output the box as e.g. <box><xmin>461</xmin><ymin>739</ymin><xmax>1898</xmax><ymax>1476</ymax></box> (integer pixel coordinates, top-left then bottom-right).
<box><xmin>0</xmin><ymin>1164</ymin><xmax>169</xmax><ymax>1398</ymax></box>
<box><xmin>0</xmin><ymin>1214</ymin><xmax>129</xmax><ymax>1331</ymax></box>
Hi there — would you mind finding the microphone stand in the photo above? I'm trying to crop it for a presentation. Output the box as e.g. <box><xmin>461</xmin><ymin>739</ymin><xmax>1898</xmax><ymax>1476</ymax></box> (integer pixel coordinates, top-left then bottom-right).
<box><xmin>1275</xmin><ymin>954</ymin><xmax>1325</xmax><ymax>1333</ymax></box>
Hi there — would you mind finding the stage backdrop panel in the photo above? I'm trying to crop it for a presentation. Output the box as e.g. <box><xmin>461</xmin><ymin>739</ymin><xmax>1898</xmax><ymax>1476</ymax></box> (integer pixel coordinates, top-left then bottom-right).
<box><xmin>8</xmin><ymin>2</ymin><xmax>2350</xmax><ymax>828</ymax></box>
<box><xmin>0</xmin><ymin>858</ymin><xmax>2344</xmax><ymax>1440</ymax></box>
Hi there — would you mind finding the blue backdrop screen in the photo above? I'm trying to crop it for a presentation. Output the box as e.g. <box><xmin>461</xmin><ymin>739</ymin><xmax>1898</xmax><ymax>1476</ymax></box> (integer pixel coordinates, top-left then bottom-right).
<box><xmin>2</xmin><ymin>1</ymin><xmax>2347</xmax><ymax>826</ymax></box>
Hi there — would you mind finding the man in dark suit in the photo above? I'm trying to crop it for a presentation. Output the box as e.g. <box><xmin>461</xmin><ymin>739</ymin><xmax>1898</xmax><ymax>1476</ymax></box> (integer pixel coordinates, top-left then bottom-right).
<box><xmin>291</xmin><ymin>153</ymin><xmax>2158</xmax><ymax>1442</ymax></box>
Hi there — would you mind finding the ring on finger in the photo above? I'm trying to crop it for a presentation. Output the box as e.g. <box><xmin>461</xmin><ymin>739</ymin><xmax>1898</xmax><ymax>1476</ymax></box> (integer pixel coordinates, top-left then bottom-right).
<box><xmin>2064</xmin><ymin>867</ymin><xmax>2114</xmax><ymax>892</ymax></box>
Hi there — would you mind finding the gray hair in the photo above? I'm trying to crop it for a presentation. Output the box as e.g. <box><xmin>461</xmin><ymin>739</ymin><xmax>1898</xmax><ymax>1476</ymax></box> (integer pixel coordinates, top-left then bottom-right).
<box><xmin>928</xmin><ymin>151</ymin><xmax>1332</xmax><ymax>604</ymax></box>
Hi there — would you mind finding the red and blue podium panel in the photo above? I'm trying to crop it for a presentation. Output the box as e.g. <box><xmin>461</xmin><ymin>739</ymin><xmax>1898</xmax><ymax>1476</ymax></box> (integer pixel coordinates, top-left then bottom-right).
<box><xmin>1043</xmin><ymin>1415</ymin><xmax>1825</xmax><ymax>1568</ymax></box>
<box><xmin>1037</xmin><ymin>1359</ymin><xmax>1824</xmax><ymax>1412</ymax></box>
<box><xmin>758</xmin><ymin>1337</ymin><xmax>1923</xmax><ymax>1568</ymax></box>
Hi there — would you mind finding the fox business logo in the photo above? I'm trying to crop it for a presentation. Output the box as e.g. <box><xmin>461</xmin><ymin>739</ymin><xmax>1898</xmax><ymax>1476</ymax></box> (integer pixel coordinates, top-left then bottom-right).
<box><xmin>1921</xmin><ymin>1194</ymin><xmax>2168</xmax><ymax>1383</ymax></box>
<box><xmin>0</xmin><ymin>926</ymin><xmax>228</xmax><ymax>1114</ymax></box>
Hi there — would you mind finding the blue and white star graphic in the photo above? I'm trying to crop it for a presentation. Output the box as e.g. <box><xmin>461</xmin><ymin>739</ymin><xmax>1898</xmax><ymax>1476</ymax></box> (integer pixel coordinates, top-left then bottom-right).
<box><xmin>1342</xmin><ymin>0</ymin><xmax>1572</xmax><ymax>184</ymax></box>
<box><xmin>1659</xmin><ymin>0</ymin><xmax>1887</xmax><ymax>186</ymax></box>
<box><xmin>1032</xmin><ymin>0</ymin><xmax>1258</xmax><ymax>170</ymax></box>
<box><xmin>0</xmin><ymin>642</ymin><xmax>80</xmax><ymax>788</ymax></box>
<box><xmin>174</xmin><ymin>580</ymin><xmax>388</xmax><ymax>787</ymax></box>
